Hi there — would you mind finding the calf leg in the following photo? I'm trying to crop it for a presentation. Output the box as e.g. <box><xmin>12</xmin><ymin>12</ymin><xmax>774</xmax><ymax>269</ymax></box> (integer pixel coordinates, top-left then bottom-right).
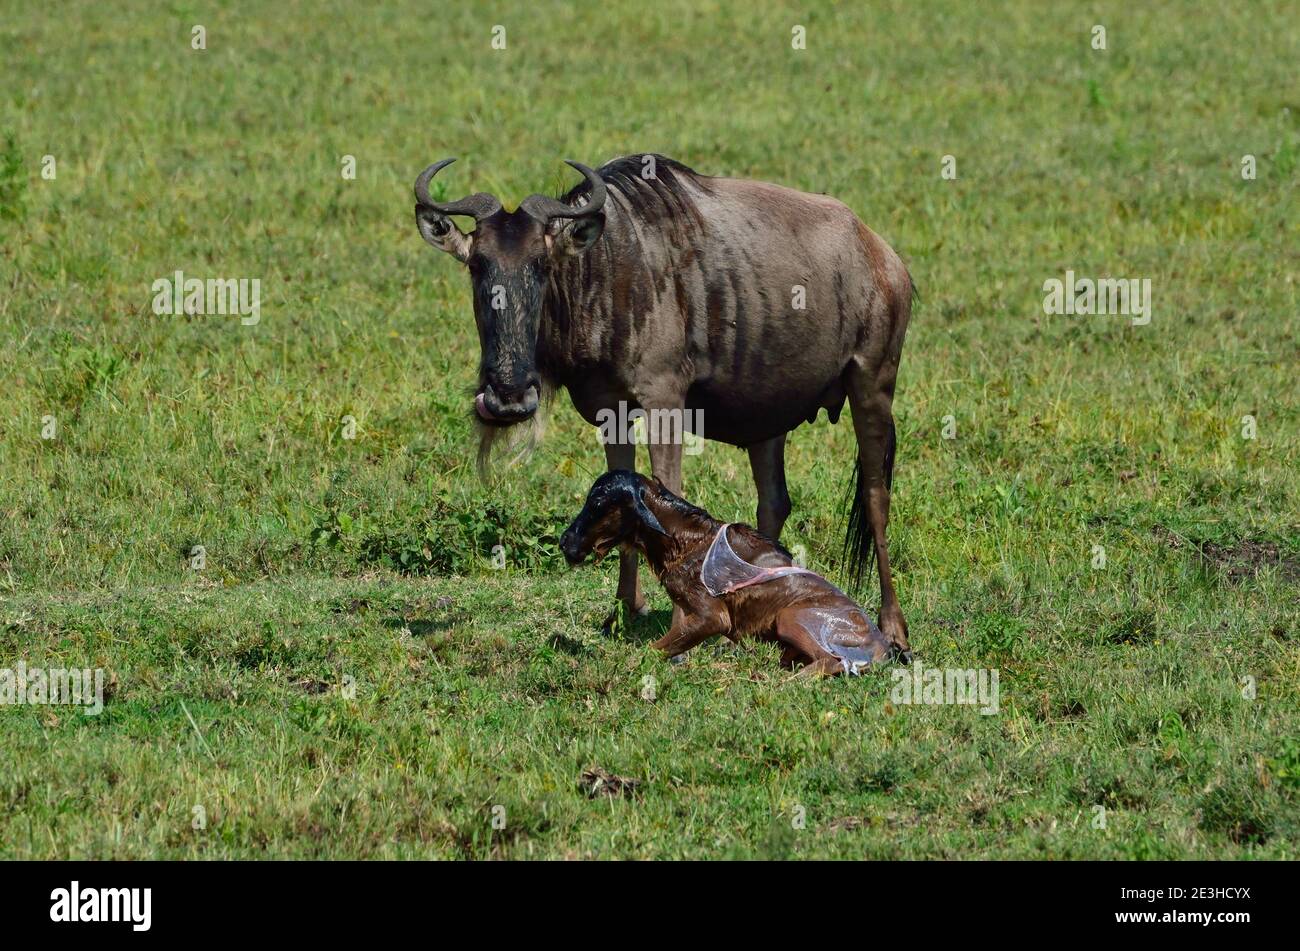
<box><xmin>747</xmin><ymin>434</ymin><xmax>792</xmax><ymax>541</ymax></box>
<box><xmin>652</xmin><ymin>600</ymin><xmax>730</xmax><ymax>657</ymax></box>
<box><xmin>775</xmin><ymin>608</ymin><xmax>847</xmax><ymax>677</ymax></box>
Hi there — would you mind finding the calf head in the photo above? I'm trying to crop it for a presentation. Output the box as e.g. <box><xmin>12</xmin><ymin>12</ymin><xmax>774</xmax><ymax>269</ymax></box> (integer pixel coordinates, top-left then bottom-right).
<box><xmin>560</xmin><ymin>471</ymin><xmax>668</xmax><ymax>565</ymax></box>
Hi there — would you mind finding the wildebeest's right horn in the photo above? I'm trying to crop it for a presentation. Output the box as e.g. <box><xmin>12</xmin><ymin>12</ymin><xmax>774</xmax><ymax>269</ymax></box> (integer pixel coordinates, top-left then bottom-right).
<box><xmin>519</xmin><ymin>161</ymin><xmax>607</xmax><ymax>221</ymax></box>
<box><xmin>414</xmin><ymin>158</ymin><xmax>502</xmax><ymax>219</ymax></box>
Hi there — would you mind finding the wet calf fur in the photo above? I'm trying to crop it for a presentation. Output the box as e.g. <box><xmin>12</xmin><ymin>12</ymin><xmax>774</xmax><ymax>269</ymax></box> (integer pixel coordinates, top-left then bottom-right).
<box><xmin>561</xmin><ymin>471</ymin><xmax>911</xmax><ymax>676</ymax></box>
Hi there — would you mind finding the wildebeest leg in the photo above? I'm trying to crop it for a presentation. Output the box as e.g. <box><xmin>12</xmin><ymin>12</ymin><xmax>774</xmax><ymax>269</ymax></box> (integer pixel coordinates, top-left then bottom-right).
<box><xmin>645</xmin><ymin>423</ymin><xmax>683</xmax><ymax>495</ymax></box>
<box><xmin>604</xmin><ymin>440</ymin><xmax>646</xmax><ymax>627</ymax></box>
<box><xmin>645</xmin><ymin>411</ymin><xmax>687</xmax><ymax>632</ymax></box>
<box><xmin>747</xmin><ymin>434</ymin><xmax>792</xmax><ymax>541</ymax></box>
<box><xmin>845</xmin><ymin>364</ymin><xmax>911</xmax><ymax>655</ymax></box>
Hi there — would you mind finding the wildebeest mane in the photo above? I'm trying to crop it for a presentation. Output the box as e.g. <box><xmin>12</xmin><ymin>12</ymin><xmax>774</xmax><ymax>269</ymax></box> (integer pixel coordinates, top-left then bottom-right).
<box><xmin>538</xmin><ymin>155</ymin><xmax>709</xmax><ymax>384</ymax></box>
<box><xmin>559</xmin><ymin>154</ymin><xmax>707</xmax><ymax>234</ymax></box>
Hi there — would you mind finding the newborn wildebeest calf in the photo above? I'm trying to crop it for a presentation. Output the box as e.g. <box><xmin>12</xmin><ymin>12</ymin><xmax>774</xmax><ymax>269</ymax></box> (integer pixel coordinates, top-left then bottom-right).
<box><xmin>561</xmin><ymin>471</ymin><xmax>912</xmax><ymax>676</ymax></box>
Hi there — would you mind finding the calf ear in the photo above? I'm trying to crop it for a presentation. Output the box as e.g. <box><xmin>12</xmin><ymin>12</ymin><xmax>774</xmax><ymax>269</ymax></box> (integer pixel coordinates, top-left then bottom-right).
<box><xmin>415</xmin><ymin>205</ymin><xmax>472</xmax><ymax>263</ymax></box>
<box><xmin>633</xmin><ymin>488</ymin><xmax>668</xmax><ymax>535</ymax></box>
<box><xmin>546</xmin><ymin>213</ymin><xmax>605</xmax><ymax>258</ymax></box>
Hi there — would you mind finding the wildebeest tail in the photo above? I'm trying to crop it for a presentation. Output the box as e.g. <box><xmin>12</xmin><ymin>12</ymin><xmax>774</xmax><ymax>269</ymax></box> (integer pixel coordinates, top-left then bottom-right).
<box><xmin>841</xmin><ymin>416</ymin><xmax>895</xmax><ymax>589</ymax></box>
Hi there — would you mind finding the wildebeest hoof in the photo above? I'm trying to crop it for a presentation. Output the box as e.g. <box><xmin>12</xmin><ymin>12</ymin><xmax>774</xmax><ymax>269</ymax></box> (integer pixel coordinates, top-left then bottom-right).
<box><xmin>669</xmin><ymin>653</ymin><xmax>689</xmax><ymax>666</ymax></box>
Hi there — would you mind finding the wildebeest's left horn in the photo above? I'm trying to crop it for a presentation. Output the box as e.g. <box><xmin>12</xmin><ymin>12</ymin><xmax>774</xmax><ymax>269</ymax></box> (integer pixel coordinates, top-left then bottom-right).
<box><xmin>520</xmin><ymin>161</ymin><xmax>607</xmax><ymax>221</ymax></box>
<box><xmin>414</xmin><ymin>158</ymin><xmax>502</xmax><ymax>219</ymax></box>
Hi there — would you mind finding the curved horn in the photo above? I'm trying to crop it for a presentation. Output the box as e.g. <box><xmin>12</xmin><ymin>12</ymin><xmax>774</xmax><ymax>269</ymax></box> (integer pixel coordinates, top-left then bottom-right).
<box><xmin>414</xmin><ymin>158</ymin><xmax>502</xmax><ymax>219</ymax></box>
<box><xmin>519</xmin><ymin>160</ymin><xmax>607</xmax><ymax>222</ymax></box>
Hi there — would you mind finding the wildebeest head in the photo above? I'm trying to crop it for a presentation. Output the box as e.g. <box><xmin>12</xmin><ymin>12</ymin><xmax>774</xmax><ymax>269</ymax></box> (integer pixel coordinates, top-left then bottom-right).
<box><xmin>414</xmin><ymin>159</ymin><xmax>607</xmax><ymax>429</ymax></box>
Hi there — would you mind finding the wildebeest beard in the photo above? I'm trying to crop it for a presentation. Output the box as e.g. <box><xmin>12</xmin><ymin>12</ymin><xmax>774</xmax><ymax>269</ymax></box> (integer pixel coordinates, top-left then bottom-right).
<box><xmin>475</xmin><ymin>393</ymin><xmax>546</xmax><ymax>475</ymax></box>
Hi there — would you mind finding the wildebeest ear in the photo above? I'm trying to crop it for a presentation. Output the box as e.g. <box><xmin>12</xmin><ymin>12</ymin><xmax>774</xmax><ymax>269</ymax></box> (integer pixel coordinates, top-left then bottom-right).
<box><xmin>415</xmin><ymin>205</ymin><xmax>472</xmax><ymax>263</ymax></box>
<box><xmin>633</xmin><ymin>488</ymin><xmax>668</xmax><ymax>535</ymax></box>
<box><xmin>547</xmin><ymin>213</ymin><xmax>605</xmax><ymax>258</ymax></box>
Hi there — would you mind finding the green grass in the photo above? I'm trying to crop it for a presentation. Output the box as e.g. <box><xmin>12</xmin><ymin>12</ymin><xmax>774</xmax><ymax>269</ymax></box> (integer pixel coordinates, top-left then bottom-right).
<box><xmin>1</xmin><ymin>0</ymin><xmax>1297</xmax><ymax>858</ymax></box>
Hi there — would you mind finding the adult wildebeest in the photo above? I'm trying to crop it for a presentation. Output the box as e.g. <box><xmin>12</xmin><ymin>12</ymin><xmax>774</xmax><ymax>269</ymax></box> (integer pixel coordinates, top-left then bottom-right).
<box><xmin>413</xmin><ymin>154</ymin><xmax>914</xmax><ymax>655</ymax></box>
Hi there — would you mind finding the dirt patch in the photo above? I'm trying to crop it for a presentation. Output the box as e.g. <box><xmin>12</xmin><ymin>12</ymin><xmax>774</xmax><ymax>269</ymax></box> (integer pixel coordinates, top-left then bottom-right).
<box><xmin>289</xmin><ymin>676</ymin><xmax>331</xmax><ymax>694</ymax></box>
<box><xmin>1198</xmin><ymin>539</ymin><xmax>1300</xmax><ymax>583</ymax></box>
<box><xmin>330</xmin><ymin>597</ymin><xmax>371</xmax><ymax>615</ymax></box>
<box><xmin>1153</xmin><ymin>527</ymin><xmax>1300</xmax><ymax>584</ymax></box>
<box><xmin>579</xmin><ymin>767</ymin><xmax>641</xmax><ymax>800</ymax></box>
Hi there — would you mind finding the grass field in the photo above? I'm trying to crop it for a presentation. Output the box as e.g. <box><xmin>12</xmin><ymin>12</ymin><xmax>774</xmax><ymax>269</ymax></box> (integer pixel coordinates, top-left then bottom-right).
<box><xmin>1</xmin><ymin>0</ymin><xmax>1297</xmax><ymax>858</ymax></box>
